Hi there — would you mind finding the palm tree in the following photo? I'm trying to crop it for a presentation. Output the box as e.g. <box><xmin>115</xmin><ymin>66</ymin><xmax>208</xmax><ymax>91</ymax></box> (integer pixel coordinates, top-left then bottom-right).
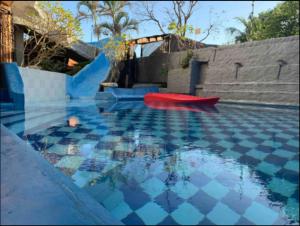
<box><xmin>227</xmin><ymin>1</ymin><xmax>256</xmax><ymax>43</ymax></box>
<box><xmin>97</xmin><ymin>1</ymin><xmax>138</xmax><ymax>37</ymax></box>
<box><xmin>77</xmin><ymin>1</ymin><xmax>102</xmax><ymax>41</ymax></box>
<box><xmin>227</xmin><ymin>17</ymin><xmax>252</xmax><ymax>43</ymax></box>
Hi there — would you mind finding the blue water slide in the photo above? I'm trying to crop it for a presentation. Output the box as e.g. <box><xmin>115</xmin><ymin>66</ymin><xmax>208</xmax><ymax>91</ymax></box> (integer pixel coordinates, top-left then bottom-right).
<box><xmin>0</xmin><ymin>62</ymin><xmax>24</xmax><ymax>110</ymax></box>
<box><xmin>105</xmin><ymin>86</ymin><xmax>159</xmax><ymax>101</ymax></box>
<box><xmin>67</xmin><ymin>53</ymin><xmax>110</xmax><ymax>99</ymax></box>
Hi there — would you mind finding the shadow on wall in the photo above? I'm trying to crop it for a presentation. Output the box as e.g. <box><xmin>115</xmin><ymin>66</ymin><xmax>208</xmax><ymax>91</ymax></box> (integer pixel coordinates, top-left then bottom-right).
<box><xmin>67</xmin><ymin>53</ymin><xmax>110</xmax><ymax>99</ymax></box>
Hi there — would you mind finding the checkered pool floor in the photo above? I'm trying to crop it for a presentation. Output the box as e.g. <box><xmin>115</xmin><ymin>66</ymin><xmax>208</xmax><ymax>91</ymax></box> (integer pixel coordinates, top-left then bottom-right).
<box><xmin>1</xmin><ymin>102</ymin><xmax>299</xmax><ymax>225</ymax></box>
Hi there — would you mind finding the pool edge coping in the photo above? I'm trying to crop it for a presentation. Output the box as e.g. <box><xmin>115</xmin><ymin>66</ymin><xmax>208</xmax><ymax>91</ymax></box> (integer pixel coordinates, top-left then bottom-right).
<box><xmin>0</xmin><ymin>124</ymin><xmax>123</xmax><ymax>225</ymax></box>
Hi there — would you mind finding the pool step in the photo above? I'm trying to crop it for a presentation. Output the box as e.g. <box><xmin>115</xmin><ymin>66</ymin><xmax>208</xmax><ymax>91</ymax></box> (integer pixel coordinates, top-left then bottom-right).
<box><xmin>0</xmin><ymin>102</ymin><xmax>15</xmax><ymax>111</ymax></box>
<box><xmin>95</xmin><ymin>92</ymin><xmax>116</xmax><ymax>101</ymax></box>
<box><xmin>0</xmin><ymin>88</ymin><xmax>11</xmax><ymax>102</ymax></box>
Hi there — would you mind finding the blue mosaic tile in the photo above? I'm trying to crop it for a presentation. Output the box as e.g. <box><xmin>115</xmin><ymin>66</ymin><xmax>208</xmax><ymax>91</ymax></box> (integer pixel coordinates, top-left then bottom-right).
<box><xmin>141</xmin><ymin>177</ymin><xmax>166</xmax><ymax>199</ymax></box>
<box><xmin>256</xmin><ymin>161</ymin><xmax>281</xmax><ymax>176</ymax></box>
<box><xmin>122</xmin><ymin>212</ymin><xmax>144</xmax><ymax>225</ymax></box>
<box><xmin>268</xmin><ymin>177</ymin><xmax>297</xmax><ymax>197</ymax></box>
<box><xmin>3</xmin><ymin>102</ymin><xmax>298</xmax><ymax>225</ymax></box>
<box><xmin>284</xmin><ymin>161</ymin><xmax>299</xmax><ymax>172</ymax></box>
<box><xmin>202</xmin><ymin>180</ymin><xmax>229</xmax><ymax>200</ymax></box>
<box><xmin>207</xmin><ymin>203</ymin><xmax>240</xmax><ymax>225</ymax></box>
<box><xmin>171</xmin><ymin>202</ymin><xmax>204</xmax><ymax>225</ymax></box>
<box><xmin>244</xmin><ymin>202</ymin><xmax>279</xmax><ymax>225</ymax></box>
<box><xmin>136</xmin><ymin>202</ymin><xmax>168</xmax><ymax>225</ymax></box>
<box><xmin>171</xmin><ymin>180</ymin><xmax>198</xmax><ymax>200</ymax></box>
<box><xmin>188</xmin><ymin>189</ymin><xmax>218</xmax><ymax>214</ymax></box>
<box><xmin>158</xmin><ymin>216</ymin><xmax>179</xmax><ymax>225</ymax></box>
<box><xmin>154</xmin><ymin>190</ymin><xmax>184</xmax><ymax>213</ymax></box>
<box><xmin>221</xmin><ymin>190</ymin><xmax>252</xmax><ymax>214</ymax></box>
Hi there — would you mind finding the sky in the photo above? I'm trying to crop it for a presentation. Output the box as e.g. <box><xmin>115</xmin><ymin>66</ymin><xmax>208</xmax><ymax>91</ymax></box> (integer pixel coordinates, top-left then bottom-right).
<box><xmin>60</xmin><ymin>1</ymin><xmax>281</xmax><ymax>45</ymax></box>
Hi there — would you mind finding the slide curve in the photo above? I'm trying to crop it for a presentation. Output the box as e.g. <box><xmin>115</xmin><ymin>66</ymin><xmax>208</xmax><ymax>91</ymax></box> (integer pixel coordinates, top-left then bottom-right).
<box><xmin>67</xmin><ymin>53</ymin><xmax>110</xmax><ymax>99</ymax></box>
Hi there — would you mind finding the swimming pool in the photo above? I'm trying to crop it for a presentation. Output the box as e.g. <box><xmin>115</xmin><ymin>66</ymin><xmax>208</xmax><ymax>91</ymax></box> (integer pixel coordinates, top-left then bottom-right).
<box><xmin>1</xmin><ymin>100</ymin><xmax>299</xmax><ymax>225</ymax></box>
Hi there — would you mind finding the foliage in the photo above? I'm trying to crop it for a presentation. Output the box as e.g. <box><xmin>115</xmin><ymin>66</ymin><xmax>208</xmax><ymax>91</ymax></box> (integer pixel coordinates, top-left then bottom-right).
<box><xmin>77</xmin><ymin>1</ymin><xmax>102</xmax><ymax>40</ymax></box>
<box><xmin>181</xmin><ymin>49</ymin><xmax>193</xmax><ymax>68</ymax></box>
<box><xmin>97</xmin><ymin>1</ymin><xmax>138</xmax><ymax>36</ymax></box>
<box><xmin>102</xmin><ymin>34</ymin><xmax>130</xmax><ymax>82</ymax></box>
<box><xmin>168</xmin><ymin>22</ymin><xmax>195</xmax><ymax>40</ymax></box>
<box><xmin>22</xmin><ymin>1</ymin><xmax>82</xmax><ymax>67</ymax></box>
<box><xmin>227</xmin><ymin>1</ymin><xmax>299</xmax><ymax>43</ymax></box>
<box><xmin>39</xmin><ymin>58</ymin><xmax>66</xmax><ymax>73</ymax></box>
<box><xmin>160</xmin><ymin>64</ymin><xmax>169</xmax><ymax>77</ymax></box>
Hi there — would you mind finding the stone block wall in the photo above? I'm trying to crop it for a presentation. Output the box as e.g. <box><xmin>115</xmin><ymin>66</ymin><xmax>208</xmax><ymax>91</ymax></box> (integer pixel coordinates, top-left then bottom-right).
<box><xmin>136</xmin><ymin>35</ymin><xmax>299</xmax><ymax>106</ymax></box>
<box><xmin>199</xmin><ymin>35</ymin><xmax>299</xmax><ymax>106</ymax></box>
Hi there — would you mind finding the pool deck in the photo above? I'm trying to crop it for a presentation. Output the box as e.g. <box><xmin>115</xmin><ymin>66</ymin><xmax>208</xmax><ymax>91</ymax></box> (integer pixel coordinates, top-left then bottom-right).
<box><xmin>0</xmin><ymin>124</ymin><xmax>122</xmax><ymax>225</ymax></box>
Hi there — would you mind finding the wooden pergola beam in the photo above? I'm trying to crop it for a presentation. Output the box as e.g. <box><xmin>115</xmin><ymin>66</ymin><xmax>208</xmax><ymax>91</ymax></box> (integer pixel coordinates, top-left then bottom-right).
<box><xmin>128</xmin><ymin>34</ymin><xmax>169</xmax><ymax>46</ymax></box>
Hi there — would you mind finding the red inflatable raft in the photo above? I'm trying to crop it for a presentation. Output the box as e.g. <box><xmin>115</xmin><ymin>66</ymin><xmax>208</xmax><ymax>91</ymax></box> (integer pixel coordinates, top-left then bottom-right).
<box><xmin>144</xmin><ymin>93</ymin><xmax>219</xmax><ymax>105</ymax></box>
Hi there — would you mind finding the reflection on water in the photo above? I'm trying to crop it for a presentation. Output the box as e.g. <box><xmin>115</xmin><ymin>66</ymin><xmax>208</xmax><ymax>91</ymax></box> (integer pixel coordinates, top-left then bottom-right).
<box><xmin>1</xmin><ymin>100</ymin><xmax>299</xmax><ymax>225</ymax></box>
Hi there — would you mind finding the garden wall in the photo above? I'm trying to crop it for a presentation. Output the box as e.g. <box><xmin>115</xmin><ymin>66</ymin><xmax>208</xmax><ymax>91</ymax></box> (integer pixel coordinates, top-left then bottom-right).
<box><xmin>136</xmin><ymin>35</ymin><xmax>299</xmax><ymax>106</ymax></box>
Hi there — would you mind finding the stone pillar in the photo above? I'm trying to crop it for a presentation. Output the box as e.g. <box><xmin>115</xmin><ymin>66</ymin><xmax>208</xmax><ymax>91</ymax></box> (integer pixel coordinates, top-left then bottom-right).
<box><xmin>14</xmin><ymin>25</ymin><xmax>24</xmax><ymax>65</ymax></box>
<box><xmin>0</xmin><ymin>2</ymin><xmax>14</xmax><ymax>63</ymax></box>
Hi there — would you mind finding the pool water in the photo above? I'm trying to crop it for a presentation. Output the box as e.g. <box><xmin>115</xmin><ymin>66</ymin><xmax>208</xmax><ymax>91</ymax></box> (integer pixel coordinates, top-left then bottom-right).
<box><xmin>1</xmin><ymin>100</ymin><xmax>299</xmax><ymax>225</ymax></box>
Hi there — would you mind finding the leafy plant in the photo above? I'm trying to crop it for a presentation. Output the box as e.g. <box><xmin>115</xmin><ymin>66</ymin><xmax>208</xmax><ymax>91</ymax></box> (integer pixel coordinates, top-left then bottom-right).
<box><xmin>39</xmin><ymin>58</ymin><xmax>66</xmax><ymax>73</ymax></box>
<box><xmin>101</xmin><ymin>34</ymin><xmax>130</xmax><ymax>82</ymax></box>
<box><xmin>227</xmin><ymin>1</ymin><xmax>299</xmax><ymax>43</ymax></box>
<box><xmin>181</xmin><ymin>49</ymin><xmax>193</xmax><ymax>69</ymax></box>
<box><xmin>160</xmin><ymin>64</ymin><xmax>168</xmax><ymax>77</ymax></box>
<box><xmin>97</xmin><ymin>1</ymin><xmax>138</xmax><ymax>37</ymax></box>
<box><xmin>77</xmin><ymin>1</ymin><xmax>102</xmax><ymax>41</ymax></box>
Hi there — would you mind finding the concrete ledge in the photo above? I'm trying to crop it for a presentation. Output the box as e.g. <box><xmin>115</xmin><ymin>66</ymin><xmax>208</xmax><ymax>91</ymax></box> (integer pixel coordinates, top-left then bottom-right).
<box><xmin>1</xmin><ymin>124</ymin><xmax>122</xmax><ymax>225</ymax></box>
<box><xmin>218</xmin><ymin>100</ymin><xmax>300</xmax><ymax>109</ymax></box>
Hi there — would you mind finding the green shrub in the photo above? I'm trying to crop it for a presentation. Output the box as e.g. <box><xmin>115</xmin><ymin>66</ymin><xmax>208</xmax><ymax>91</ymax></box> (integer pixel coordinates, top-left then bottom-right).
<box><xmin>181</xmin><ymin>50</ymin><xmax>193</xmax><ymax>69</ymax></box>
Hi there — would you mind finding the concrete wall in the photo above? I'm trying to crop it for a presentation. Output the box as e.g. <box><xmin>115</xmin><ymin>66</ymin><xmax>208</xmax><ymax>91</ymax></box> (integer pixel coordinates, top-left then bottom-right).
<box><xmin>136</xmin><ymin>53</ymin><xmax>169</xmax><ymax>84</ymax></box>
<box><xmin>199</xmin><ymin>35</ymin><xmax>299</xmax><ymax>106</ymax></box>
<box><xmin>137</xmin><ymin>35</ymin><xmax>299</xmax><ymax>106</ymax></box>
<box><xmin>18</xmin><ymin>67</ymin><xmax>68</xmax><ymax>104</ymax></box>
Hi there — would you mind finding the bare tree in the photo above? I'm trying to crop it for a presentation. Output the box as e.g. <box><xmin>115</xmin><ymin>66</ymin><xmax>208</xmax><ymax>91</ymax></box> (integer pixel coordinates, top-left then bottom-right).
<box><xmin>21</xmin><ymin>2</ymin><xmax>81</xmax><ymax>67</ymax></box>
<box><xmin>137</xmin><ymin>1</ymin><xmax>219</xmax><ymax>45</ymax></box>
<box><xmin>137</xmin><ymin>1</ymin><xmax>199</xmax><ymax>36</ymax></box>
